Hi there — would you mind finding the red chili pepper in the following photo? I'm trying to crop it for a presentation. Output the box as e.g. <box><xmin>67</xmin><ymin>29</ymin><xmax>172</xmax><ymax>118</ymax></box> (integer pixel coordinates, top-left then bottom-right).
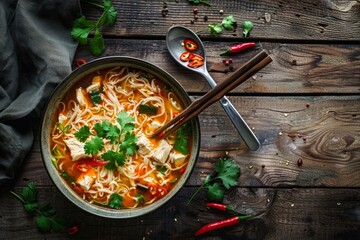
<box><xmin>190</xmin><ymin>53</ymin><xmax>204</xmax><ymax>61</ymax></box>
<box><xmin>188</xmin><ymin>59</ymin><xmax>204</xmax><ymax>68</ymax></box>
<box><xmin>156</xmin><ymin>186</ymin><xmax>168</xmax><ymax>198</ymax></box>
<box><xmin>206</xmin><ymin>203</ymin><xmax>244</xmax><ymax>215</ymax></box>
<box><xmin>67</xmin><ymin>225</ymin><xmax>79</xmax><ymax>235</ymax></box>
<box><xmin>194</xmin><ymin>215</ymin><xmax>253</xmax><ymax>236</ymax></box>
<box><xmin>80</xmin><ymin>158</ymin><xmax>108</xmax><ymax>167</ymax></box>
<box><xmin>180</xmin><ymin>52</ymin><xmax>193</xmax><ymax>62</ymax></box>
<box><xmin>184</xmin><ymin>39</ymin><xmax>198</xmax><ymax>51</ymax></box>
<box><xmin>220</xmin><ymin>42</ymin><xmax>256</xmax><ymax>56</ymax></box>
<box><xmin>148</xmin><ymin>184</ymin><xmax>158</xmax><ymax>197</ymax></box>
<box><xmin>75</xmin><ymin>58</ymin><xmax>87</xmax><ymax>68</ymax></box>
<box><xmin>75</xmin><ymin>164</ymin><xmax>91</xmax><ymax>173</ymax></box>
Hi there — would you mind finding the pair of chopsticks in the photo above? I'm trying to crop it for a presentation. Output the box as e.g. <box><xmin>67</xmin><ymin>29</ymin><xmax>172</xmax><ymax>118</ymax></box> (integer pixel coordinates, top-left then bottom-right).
<box><xmin>151</xmin><ymin>50</ymin><xmax>272</xmax><ymax>138</ymax></box>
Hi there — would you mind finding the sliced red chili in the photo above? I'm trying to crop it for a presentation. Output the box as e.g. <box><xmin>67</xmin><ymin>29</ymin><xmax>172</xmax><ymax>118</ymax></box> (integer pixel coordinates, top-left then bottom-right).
<box><xmin>179</xmin><ymin>167</ymin><xmax>186</xmax><ymax>174</ymax></box>
<box><xmin>179</xmin><ymin>52</ymin><xmax>193</xmax><ymax>62</ymax></box>
<box><xmin>156</xmin><ymin>187</ymin><xmax>168</xmax><ymax>198</ymax></box>
<box><xmin>75</xmin><ymin>58</ymin><xmax>87</xmax><ymax>68</ymax></box>
<box><xmin>184</xmin><ymin>39</ymin><xmax>198</xmax><ymax>51</ymax></box>
<box><xmin>188</xmin><ymin>59</ymin><xmax>204</xmax><ymax>68</ymax></box>
<box><xmin>67</xmin><ymin>226</ymin><xmax>79</xmax><ymax>235</ymax></box>
<box><xmin>80</xmin><ymin>157</ymin><xmax>108</xmax><ymax>167</ymax></box>
<box><xmin>190</xmin><ymin>53</ymin><xmax>204</xmax><ymax>61</ymax></box>
<box><xmin>73</xmin><ymin>185</ymin><xmax>85</xmax><ymax>195</ymax></box>
<box><xmin>148</xmin><ymin>184</ymin><xmax>158</xmax><ymax>197</ymax></box>
<box><xmin>75</xmin><ymin>164</ymin><xmax>91</xmax><ymax>173</ymax></box>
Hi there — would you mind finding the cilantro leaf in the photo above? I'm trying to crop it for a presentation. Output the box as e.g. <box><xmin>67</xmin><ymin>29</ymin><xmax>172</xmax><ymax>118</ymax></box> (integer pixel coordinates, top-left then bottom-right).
<box><xmin>71</xmin><ymin>16</ymin><xmax>96</xmax><ymax>45</ymax></box>
<box><xmin>84</xmin><ymin>136</ymin><xmax>104</xmax><ymax>155</ymax></box>
<box><xmin>157</xmin><ymin>165</ymin><xmax>168</xmax><ymax>175</ymax></box>
<box><xmin>90</xmin><ymin>89</ymin><xmax>101</xmax><ymax>104</ymax></box>
<box><xmin>120</xmin><ymin>133</ymin><xmax>138</xmax><ymax>156</ymax></box>
<box><xmin>102</xmin><ymin>150</ymin><xmax>126</xmax><ymax>169</ymax></box>
<box><xmin>214</xmin><ymin>158</ymin><xmax>240</xmax><ymax>189</ymax></box>
<box><xmin>207</xmin><ymin>183</ymin><xmax>224</xmax><ymax>202</ymax></box>
<box><xmin>75</xmin><ymin>126</ymin><xmax>92</xmax><ymax>142</ymax></box>
<box><xmin>187</xmin><ymin>0</ymin><xmax>211</xmax><ymax>6</ymax></box>
<box><xmin>208</xmin><ymin>23</ymin><xmax>223</xmax><ymax>36</ymax></box>
<box><xmin>242</xmin><ymin>20</ymin><xmax>254</xmax><ymax>38</ymax></box>
<box><xmin>222</xmin><ymin>15</ymin><xmax>236</xmax><ymax>30</ymax></box>
<box><xmin>109</xmin><ymin>193</ymin><xmax>123</xmax><ymax>209</ymax></box>
<box><xmin>174</xmin><ymin>123</ymin><xmax>191</xmax><ymax>155</ymax></box>
<box><xmin>117</xmin><ymin>111</ymin><xmax>135</xmax><ymax>131</ymax></box>
<box><xmin>90</xmin><ymin>28</ymin><xmax>105</xmax><ymax>56</ymax></box>
<box><xmin>102</xmin><ymin>1</ymin><xmax>117</xmax><ymax>25</ymax></box>
<box><xmin>139</xmin><ymin>104</ymin><xmax>158</xmax><ymax>115</ymax></box>
<box><xmin>36</xmin><ymin>215</ymin><xmax>52</xmax><ymax>233</ymax></box>
<box><xmin>106</xmin><ymin>125</ymin><xmax>120</xmax><ymax>143</ymax></box>
<box><xmin>135</xmin><ymin>193</ymin><xmax>145</xmax><ymax>204</ymax></box>
<box><xmin>94</xmin><ymin>121</ymin><xmax>111</xmax><ymax>138</ymax></box>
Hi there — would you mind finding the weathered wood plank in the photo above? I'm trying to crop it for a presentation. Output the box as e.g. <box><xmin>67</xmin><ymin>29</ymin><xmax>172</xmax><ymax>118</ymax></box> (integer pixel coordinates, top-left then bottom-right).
<box><xmin>0</xmin><ymin>187</ymin><xmax>359</xmax><ymax>239</ymax></box>
<box><xmin>74</xmin><ymin>40</ymin><xmax>360</xmax><ymax>94</ymax></box>
<box><xmin>80</xmin><ymin>0</ymin><xmax>360</xmax><ymax>41</ymax></box>
<box><xmin>15</xmin><ymin>96</ymin><xmax>360</xmax><ymax>187</ymax></box>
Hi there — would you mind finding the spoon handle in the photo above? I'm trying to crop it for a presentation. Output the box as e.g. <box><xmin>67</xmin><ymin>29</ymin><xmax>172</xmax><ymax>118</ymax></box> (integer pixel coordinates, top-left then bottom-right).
<box><xmin>202</xmin><ymin>71</ymin><xmax>261</xmax><ymax>151</ymax></box>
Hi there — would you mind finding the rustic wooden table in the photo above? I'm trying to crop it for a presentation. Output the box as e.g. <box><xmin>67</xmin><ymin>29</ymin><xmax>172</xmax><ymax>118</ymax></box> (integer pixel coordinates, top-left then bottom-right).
<box><xmin>1</xmin><ymin>0</ymin><xmax>360</xmax><ymax>239</ymax></box>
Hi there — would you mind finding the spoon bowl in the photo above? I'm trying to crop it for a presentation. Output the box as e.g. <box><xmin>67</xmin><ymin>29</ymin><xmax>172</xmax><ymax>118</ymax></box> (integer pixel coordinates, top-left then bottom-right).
<box><xmin>166</xmin><ymin>25</ymin><xmax>261</xmax><ymax>151</ymax></box>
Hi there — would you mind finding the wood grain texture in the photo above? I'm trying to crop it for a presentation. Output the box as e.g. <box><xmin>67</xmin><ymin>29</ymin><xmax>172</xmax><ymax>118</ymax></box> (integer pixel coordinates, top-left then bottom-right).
<box><xmin>80</xmin><ymin>0</ymin><xmax>360</xmax><ymax>41</ymax></box>
<box><xmin>0</xmin><ymin>186</ymin><xmax>359</xmax><ymax>239</ymax></box>
<box><xmin>13</xmin><ymin>96</ymin><xmax>360</xmax><ymax>188</ymax></box>
<box><xmin>74</xmin><ymin>40</ymin><xmax>360</xmax><ymax>94</ymax></box>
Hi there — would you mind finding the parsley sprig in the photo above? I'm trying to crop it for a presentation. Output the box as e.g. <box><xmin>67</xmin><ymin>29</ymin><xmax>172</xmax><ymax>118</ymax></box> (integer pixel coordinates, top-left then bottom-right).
<box><xmin>74</xmin><ymin>111</ymin><xmax>138</xmax><ymax>170</ymax></box>
<box><xmin>10</xmin><ymin>182</ymin><xmax>66</xmax><ymax>233</ymax></box>
<box><xmin>186</xmin><ymin>157</ymin><xmax>240</xmax><ymax>205</ymax></box>
<box><xmin>71</xmin><ymin>0</ymin><xmax>117</xmax><ymax>56</ymax></box>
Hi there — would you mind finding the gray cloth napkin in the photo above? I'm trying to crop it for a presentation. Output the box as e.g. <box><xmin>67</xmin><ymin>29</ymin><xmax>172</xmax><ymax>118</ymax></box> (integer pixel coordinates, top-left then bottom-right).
<box><xmin>0</xmin><ymin>0</ymin><xmax>80</xmax><ymax>185</ymax></box>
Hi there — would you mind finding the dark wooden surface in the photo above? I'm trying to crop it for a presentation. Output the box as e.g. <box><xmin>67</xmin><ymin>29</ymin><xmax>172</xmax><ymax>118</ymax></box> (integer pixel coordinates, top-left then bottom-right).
<box><xmin>1</xmin><ymin>0</ymin><xmax>360</xmax><ymax>239</ymax></box>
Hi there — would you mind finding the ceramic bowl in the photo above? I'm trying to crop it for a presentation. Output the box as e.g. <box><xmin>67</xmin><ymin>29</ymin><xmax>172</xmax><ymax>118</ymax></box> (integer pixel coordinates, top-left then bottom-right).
<box><xmin>40</xmin><ymin>56</ymin><xmax>200</xmax><ymax>218</ymax></box>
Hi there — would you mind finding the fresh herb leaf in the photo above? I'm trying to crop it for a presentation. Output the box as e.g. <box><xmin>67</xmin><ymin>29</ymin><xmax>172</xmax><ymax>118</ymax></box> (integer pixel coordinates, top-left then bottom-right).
<box><xmin>109</xmin><ymin>193</ymin><xmax>123</xmax><ymax>209</ymax></box>
<box><xmin>102</xmin><ymin>150</ymin><xmax>126</xmax><ymax>170</ymax></box>
<box><xmin>106</xmin><ymin>125</ymin><xmax>121</xmax><ymax>143</ymax></box>
<box><xmin>186</xmin><ymin>157</ymin><xmax>241</xmax><ymax>205</ymax></box>
<box><xmin>222</xmin><ymin>15</ymin><xmax>236</xmax><ymax>30</ymax></box>
<box><xmin>120</xmin><ymin>132</ymin><xmax>138</xmax><ymax>156</ymax></box>
<box><xmin>71</xmin><ymin>0</ymin><xmax>117</xmax><ymax>56</ymax></box>
<box><xmin>90</xmin><ymin>89</ymin><xmax>101</xmax><ymax>104</ymax></box>
<box><xmin>213</xmin><ymin>158</ymin><xmax>241</xmax><ymax>189</ymax></box>
<box><xmin>174</xmin><ymin>123</ymin><xmax>191</xmax><ymax>155</ymax></box>
<box><xmin>94</xmin><ymin>121</ymin><xmax>111</xmax><ymax>138</ymax></box>
<box><xmin>10</xmin><ymin>182</ymin><xmax>66</xmax><ymax>233</ymax></box>
<box><xmin>71</xmin><ymin>16</ymin><xmax>96</xmax><ymax>45</ymax></box>
<box><xmin>135</xmin><ymin>193</ymin><xmax>145</xmax><ymax>204</ymax></box>
<box><xmin>139</xmin><ymin>104</ymin><xmax>158</xmax><ymax>115</ymax></box>
<box><xmin>84</xmin><ymin>136</ymin><xmax>104</xmax><ymax>155</ymax></box>
<box><xmin>208</xmin><ymin>23</ymin><xmax>223</xmax><ymax>36</ymax></box>
<box><xmin>56</xmin><ymin>122</ymin><xmax>71</xmax><ymax>133</ymax></box>
<box><xmin>90</xmin><ymin>28</ymin><xmax>105</xmax><ymax>56</ymax></box>
<box><xmin>117</xmin><ymin>111</ymin><xmax>135</xmax><ymax>131</ymax></box>
<box><xmin>207</xmin><ymin>183</ymin><xmax>224</xmax><ymax>202</ymax></box>
<box><xmin>157</xmin><ymin>165</ymin><xmax>168</xmax><ymax>175</ymax></box>
<box><xmin>242</xmin><ymin>20</ymin><xmax>254</xmax><ymax>38</ymax></box>
<box><xmin>75</xmin><ymin>125</ymin><xmax>92</xmax><ymax>142</ymax></box>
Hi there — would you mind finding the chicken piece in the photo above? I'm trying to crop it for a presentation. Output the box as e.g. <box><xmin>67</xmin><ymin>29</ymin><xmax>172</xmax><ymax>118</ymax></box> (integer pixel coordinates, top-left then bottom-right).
<box><xmin>172</xmin><ymin>152</ymin><xmax>187</xmax><ymax>167</ymax></box>
<box><xmin>64</xmin><ymin>137</ymin><xmax>87</xmax><ymax>161</ymax></box>
<box><xmin>76</xmin><ymin>87</ymin><xmax>87</xmax><ymax>107</ymax></box>
<box><xmin>86</xmin><ymin>76</ymin><xmax>102</xmax><ymax>92</ymax></box>
<box><xmin>76</xmin><ymin>169</ymin><xmax>96</xmax><ymax>191</ymax></box>
<box><xmin>150</xmin><ymin>120</ymin><xmax>162</xmax><ymax>130</ymax></box>
<box><xmin>137</xmin><ymin>135</ymin><xmax>152</xmax><ymax>155</ymax></box>
<box><xmin>153</xmin><ymin>140</ymin><xmax>173</xmax><ymax>163</ymax></box>
<box><xmin>58</xmin><ymin>113</ymin><xmax>67</xmax><ymax>125</ymax></box>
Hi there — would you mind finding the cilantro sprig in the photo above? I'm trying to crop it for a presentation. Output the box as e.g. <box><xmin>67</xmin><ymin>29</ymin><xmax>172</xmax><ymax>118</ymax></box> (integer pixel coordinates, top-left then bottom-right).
<box><xmin>208</xmin><ymin>15</ymin><xmax>237</xmax><ymax>36</ymax></box>
<box><xmin>71</xmin><ymin>0</ymin><xmax>117</xmax><ymax>56</ymax></box>
<box><xmin>187</xmin><ymin>0</ymin><xmax>211</xmax><ymax>6</ymax></box>
<box><xmin>108</xmin><ymin>192</ymin><xmax>123</xmax><ymax>209</ymax></box>
<box><xmin>10</xmin><ymin>182</ymin><xmax>66</xmax><ymax>233</ymax></box>
<box><xmin>186</xmin><ymin>157</ymin><xmax>240</xmax><ymax>205</ymax></box>
<box><xmin>74</xmin><ymin>111</ymin><xmax>138</xmax><ymax>170</ymax></box>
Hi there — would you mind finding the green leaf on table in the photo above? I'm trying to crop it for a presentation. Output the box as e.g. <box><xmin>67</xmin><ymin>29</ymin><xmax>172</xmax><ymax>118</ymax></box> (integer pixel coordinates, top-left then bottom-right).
<box><xmin>71</xmin><ymin>16</ymin><xmax>96</xmax><ymax>45</ymax></box>
<box><xmin>207</xmin><ymin>183</ymin><xmax>224</xmax><ymax>202</ymax></box>
<box><xmin>102</xmin><ymin>0</ymin><xmax>117</xmax><ymax>25</ymax></box>
<box><xmin>222</xmin><ymin>15</ymin><xmax>236</xmax><ymax>30</ymax></box>
<box><xmin>90</xmin><ymin>28</ymin><xmax>105</xmax><ymax>56</ymax></box>
<box><xmin>214</xmin><ymin>158</ymin><xmax>240</xmax><ymax>189</ymax></box>
<box><xmin>242</xmin><ymin>20</ymin><xmax>254</xmax><ymax>38</ymax></box>
<box><xmin>208</xmin><ymin>23</ymin><xmax>223</xmax><ymax>36</ymax></box>
<box><xmin>36</xmin><ymin>215</ymin><xmax>52</xmax><ymax>233</ymax></box>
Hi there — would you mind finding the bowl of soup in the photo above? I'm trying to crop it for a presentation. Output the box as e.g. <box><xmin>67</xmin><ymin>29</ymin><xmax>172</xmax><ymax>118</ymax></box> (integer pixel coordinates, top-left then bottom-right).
<box><xmin>40</xmin><ymin>56</ymin><xmax>200</xmax><ymax>218</ymax></box>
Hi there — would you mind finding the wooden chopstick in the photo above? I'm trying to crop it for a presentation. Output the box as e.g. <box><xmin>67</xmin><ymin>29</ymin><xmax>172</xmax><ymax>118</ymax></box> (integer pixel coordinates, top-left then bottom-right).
<box><xmin>150</xmin><ymin>50</ymin><xmax>272</xmax><ymax>138</ymax></box>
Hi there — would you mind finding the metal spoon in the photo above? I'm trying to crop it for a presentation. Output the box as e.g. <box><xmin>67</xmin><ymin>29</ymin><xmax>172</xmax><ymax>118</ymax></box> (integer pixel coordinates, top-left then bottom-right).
<box><xmin>166</xmin><ymin>25</ymin><xmax>261</xmax><ymax>151</ymax></box>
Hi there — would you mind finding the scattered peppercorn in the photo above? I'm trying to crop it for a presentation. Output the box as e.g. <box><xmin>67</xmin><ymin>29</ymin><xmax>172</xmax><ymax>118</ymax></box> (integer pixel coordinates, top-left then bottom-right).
<box><xmin>190</xmin><ymin>20</ymin><xmax>195</xmax><ymax>24</ymax></box>
<box><xmin>204</xmin><ymin>15</ymin><xmax>208</xmax><ymax>21</ymax></box>
<box><xmin>291</xmin><ymin>60</ymin><xmax>297</xmax><ymax>65</ymax></box>
<box><xmin>194</xmin><ymin>15</ymin><xmax>199</xmax><ymax>20</ymax></box>
<box><xmin>219</xmin><ymin>9</ymin><xmax>224</xmax><ymax>14</ymax></box>
<box><xmin>229</xmin><ymin>66</ymin><xmax>234</xmax><ymax>71</ymax></box>
<box><xmin>306</xmin><ymin>103</ymin><xmax>310</xmax><ymax>108</ymax></box>
<box><xmin>222</xmin><ymin>59</ymin><xmax>226</xmax><ymax>63</ymax></box>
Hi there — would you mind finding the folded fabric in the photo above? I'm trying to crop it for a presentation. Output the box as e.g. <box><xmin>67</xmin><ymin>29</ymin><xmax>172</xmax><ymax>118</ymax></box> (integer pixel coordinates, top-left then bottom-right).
<box><xmin>0</xmin><ymin>0</ymin><xmax>80</xmax><ymax>185</ymax></box>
